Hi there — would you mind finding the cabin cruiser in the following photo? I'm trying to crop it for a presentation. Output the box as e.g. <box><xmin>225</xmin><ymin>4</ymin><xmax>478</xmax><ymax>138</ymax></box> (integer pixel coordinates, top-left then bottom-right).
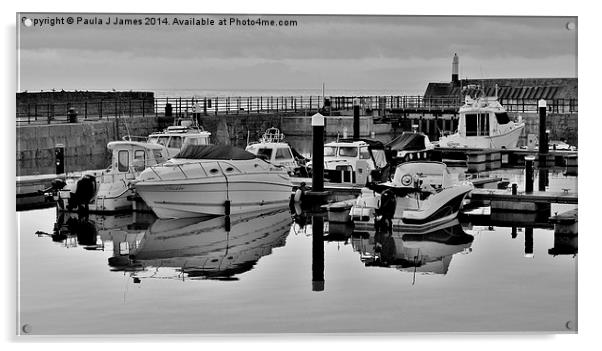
<box><xmin>107</xmin><ymin>208</ymin><xmax>291</xmax><ymax>280</ymax></box>
<box><xmin>51</xmin><ymin>141</ymin><xmax>169</xmax><ymax>213</ymax></box>
<box><xmin>308</xmin><ymin>138</ymin><xmax>390</xmax><ymax>185</ymax></box>
<box><xmin>350</xmin><ymin>161</ymin><xmax>473</xmax><ymax>230</ymax></box>
<box><xmin>351</xmin><ymin>219</ymin><xmax>474</xmax><ymax>276</ymax></box>
<box><xmin>245</xmin><ymin>128</ymin><xmax>306</xmax><ymax>175</ymax></box>
<box><xmin>132</xmin><ymin>144</ymin><xmax>293</xmax><ymax>219</ymax></box>
<box><xmin>438</xmin><ymin>91</ymin><xmax>525</xmax><ymax>149</ymax></box>
<box><xmin>146</xmin><ymin>119</ymin><xmax>212</xmax><ymax>157</ymax></box>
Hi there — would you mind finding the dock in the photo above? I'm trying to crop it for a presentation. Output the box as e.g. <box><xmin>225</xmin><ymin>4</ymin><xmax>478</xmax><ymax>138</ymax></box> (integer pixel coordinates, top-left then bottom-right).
<box><xmin>434</xmin><ymin>147</ymin><xmax>578</xmax><ymax>169</ymax></box>
<box><xmin>469</xmin><ymin>189</ymin><xmax>578</xmax><ymax>205</ymax></box>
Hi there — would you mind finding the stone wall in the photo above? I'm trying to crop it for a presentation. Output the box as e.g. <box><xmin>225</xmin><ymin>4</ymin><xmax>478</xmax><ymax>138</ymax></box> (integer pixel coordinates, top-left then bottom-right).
<box><xmin>511</xmin><ymin>112</ymin><xmax>578</xmax><ymax>146</ymax></box>
<box><xmin>16</xmin><ymin>116</ymin><xmax>163</xmax><ymax>176</ymax></box>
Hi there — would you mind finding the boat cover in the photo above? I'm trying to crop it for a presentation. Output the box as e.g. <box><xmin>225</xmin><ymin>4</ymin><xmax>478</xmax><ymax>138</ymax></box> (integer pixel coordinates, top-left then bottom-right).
<box><xmin>174</xmin><ymin>144</ymin><xmax>256</xmax><ymax>160</ymax></box>
<box><xmin>387</xmin><ymin>133</ymin><xmax>428</xmax><ymax>151</ymax></box>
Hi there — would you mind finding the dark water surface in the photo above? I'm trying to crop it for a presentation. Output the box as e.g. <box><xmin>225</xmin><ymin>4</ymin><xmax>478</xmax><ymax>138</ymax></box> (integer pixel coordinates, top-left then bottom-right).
<box><xmin>18</xmin><ymin>169</ymin><xmax>577</xmax><ymax>335</ymax></box>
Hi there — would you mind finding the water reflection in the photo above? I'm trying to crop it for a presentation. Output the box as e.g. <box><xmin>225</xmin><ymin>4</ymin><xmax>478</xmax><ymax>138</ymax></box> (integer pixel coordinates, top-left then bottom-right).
<box><xmin>109</xmin><ymin>209</ymin><xmax>292</xmax><ymax>281</ymax></box>
<box><xmin>351</xmin><ymin>219</ymin><xmax>474</xmax><ymax>279</ymax></box>
<box><xmin>36</xmin><ymin>211</ymin><xmax>155</xmax><ymax>250</ymax></box>
<box><xmin>37</xmin><ymin>208</ymin><xmax>293</xmax><ymax>282</ymax></box>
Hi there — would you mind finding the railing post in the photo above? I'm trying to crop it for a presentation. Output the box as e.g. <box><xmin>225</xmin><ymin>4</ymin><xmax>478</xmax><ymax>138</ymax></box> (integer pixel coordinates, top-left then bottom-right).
<box><xmin>142</xmin><ymin>99</ymin><xmax>145</xmax><ymax>117</ymax></box>
<box><xmin>84</xmin><ymin>101</ymin><xmax>88</xmax><ymax>119</ymax></box>
<box><xmin>129</xmin><ymin>99</ymin><xmax>132</xmax><ymax>117</ymax></box>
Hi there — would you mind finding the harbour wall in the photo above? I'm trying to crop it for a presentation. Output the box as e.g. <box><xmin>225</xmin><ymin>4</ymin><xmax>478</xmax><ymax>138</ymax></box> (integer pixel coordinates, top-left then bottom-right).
<box><xmin>16</xmin><ymin>110</ymin><xmax>577</xmax><ymax>176</ymax></box>
<box><xmin>513</xmin><ymin>112</ymin><xmax>578</xmax><ymax>146</ymax></box>
<box><xmin>16</xmin><ymin>116</ymin><xmax>168</xmax><ymax>176</ymax></box>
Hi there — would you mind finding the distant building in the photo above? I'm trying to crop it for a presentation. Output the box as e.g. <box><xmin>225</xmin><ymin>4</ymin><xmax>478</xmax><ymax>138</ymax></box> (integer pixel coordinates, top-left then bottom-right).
<box><xmin>424</xmin><ymin>54</ymin><xmax>577</xmax><ymax>101</ymax></box>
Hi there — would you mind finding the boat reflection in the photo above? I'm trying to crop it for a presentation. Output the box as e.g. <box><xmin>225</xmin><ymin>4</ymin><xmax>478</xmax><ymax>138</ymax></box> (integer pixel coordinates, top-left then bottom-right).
<box><xmin>36</xmin><ymin>211</ymin><xmax>155</xmax><ymax>250</ymax></box>
<box><xmin>109</xmin><ymin>208</ymin><xmax>292</xmax><ymax>281</ymax></box>
<box><xmin>351</xmin><ymin>219</ymin><xmax>473</xmax><ymax>278</ymax></box>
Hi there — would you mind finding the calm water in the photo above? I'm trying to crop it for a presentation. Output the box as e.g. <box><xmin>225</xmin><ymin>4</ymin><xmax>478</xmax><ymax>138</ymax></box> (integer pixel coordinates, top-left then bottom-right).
<box><xmin>17</xmin><ymin>169</ymin><xmax>577</xmax><ymax>335</ymax></box>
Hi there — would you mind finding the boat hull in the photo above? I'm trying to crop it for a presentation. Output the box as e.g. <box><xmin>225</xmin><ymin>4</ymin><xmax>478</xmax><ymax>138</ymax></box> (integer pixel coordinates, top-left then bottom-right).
<box><xmin>56</xmin><ymin>176</ymin><xmax>135</xmax><ymax>213</ymax></box>
<box><xmin>439</xmin><ymin>123</ymin><xmax>525</xmax><ymax>149</ymax></box>
<box><xmin>134</xmin><ymin>174</ymin><xmax>292</xmax><ymax>219</ymax></box>
<box><xmin>351</xmin><ymin>184</ymin><xmax>473</xmax><ymax>232</ymax></box>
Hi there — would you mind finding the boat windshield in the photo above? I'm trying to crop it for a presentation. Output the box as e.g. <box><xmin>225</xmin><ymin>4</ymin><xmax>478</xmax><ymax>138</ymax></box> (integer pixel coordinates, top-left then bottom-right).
<box><xmin>339</xmin><ymin>147</ymin><xmax>358</xmax><ymax>157</ymax></box>
<box><xmin>184</xmin><ymin>136</ymin><xmax>210</xmax><ymax>146</ymax></box>
<box><xmin>495</xmin><ymin>112</ymin><xmax>510</xmax><ymax>124</ymax></box>
<box><xmin>324</xmin><ymin>146</ymin><xmax>337</xmax><ymax>157</ymax></box>
<box><xmin>275</xmin><ymin>148</ymin><xmax>293</xmax><ymax>160</ymax></box>
<box><xmin>371</xmin><ymin>149</ymin><xmax>387</xmax><ymax>168</ymax></box>
<box><xmin>256</xmin><ymin>148</ymin><xmax>273</xmax><ymax>160</ymax></box>
<box><xmin>148</xmin><ymin>136</ymin><xmax>159</xmax><ymax>144</ymax></box>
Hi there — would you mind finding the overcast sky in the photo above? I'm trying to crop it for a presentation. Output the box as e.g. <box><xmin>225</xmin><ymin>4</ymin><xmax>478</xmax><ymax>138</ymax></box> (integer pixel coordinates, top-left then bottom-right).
<box><xmin>17</xmin><ymin>14</ymin><xmax>577</xmax><ymax>94</ymax></box>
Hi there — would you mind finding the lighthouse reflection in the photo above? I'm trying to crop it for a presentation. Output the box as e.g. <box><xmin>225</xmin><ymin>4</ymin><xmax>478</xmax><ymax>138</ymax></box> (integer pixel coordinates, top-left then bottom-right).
<box><xmin>108</xmin><ymin>209</ymin><xmax>292</xmax><ymax>281</ymax></box>
<box><xmin>351</xmin><ymin>219</ymin><xmax>474</xmax><ymax>278</ymax></box>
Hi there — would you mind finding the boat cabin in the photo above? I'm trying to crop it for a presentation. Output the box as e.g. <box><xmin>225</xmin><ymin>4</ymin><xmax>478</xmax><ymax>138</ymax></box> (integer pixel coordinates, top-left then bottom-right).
<box><xmin>245</xmin><ymin>128</ymin><xmax>298</xmax><ymax>174</ymax></box>
<box><xmin>458</xmin><ymin>97</ymin><xmax>512</xmax><ymax>138</ymax></box>
<box><xmin>106</xmin><ymin>141</ymin><xmax>169</xmax><ymax>177</ymax></box>
<box><xmin>321</xmin><ymin>139</ymin><xmax>389</xmax><ymax>184</ymax></box>
<box><xmin>245</xmin><ymin>142</ymin><xmax>297</xmax><ymax>171</ymax></box>
<box><xmin>148</xmin><ymin>125</ymin><xmax>212</xmax><ymax>157</ymax></box>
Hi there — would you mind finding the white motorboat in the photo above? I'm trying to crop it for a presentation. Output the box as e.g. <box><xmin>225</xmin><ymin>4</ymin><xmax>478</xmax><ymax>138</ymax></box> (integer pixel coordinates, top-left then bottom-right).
<box><xmin>146</xmin><ymin>119</ymin><xmax>212</xmax><ymax>157</ymax></box>
<box><xmin>107</xmin><ymin>208</ymin><xmax>291</xmax><ymax>279</ymax></box>
<box><xmin>351</xmin><ymin>219</ymin><xmax>474</xmax><ymax>275</ymax></box>
<box><xmin>309</xmin><ymin>138</ymin><xmax>390</xmax><ymax>184</ymax></box>
<box><xmin>438</xmin><ymin>90</ymin><xmax>525</xmax><ymax>149</ymax></box>
<box><xmin>350</xmin><ymin>161</ymin><xmax>473</xmax><ymax>230</ymax></box>
<box><xmin>52</xmin><ymin>141</ymin><xmax>169</xmax><ymax>213</ymax></box>
<box><xmin>133</xmin><ymin>144</ymin><xmax>293</xmax><ymax>219</ymax></box>
<box><xmin>245</xmin><ymin>127</ymin><xmax>304</xmax><ymax>175</ymax></box>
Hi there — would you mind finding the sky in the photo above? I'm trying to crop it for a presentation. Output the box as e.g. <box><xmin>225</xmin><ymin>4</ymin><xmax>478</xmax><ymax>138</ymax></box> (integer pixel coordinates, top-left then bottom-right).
<box><xmin>17</xmin><ymin>14</ymin><xmax>578</xmax><ymax>95</ymax></box>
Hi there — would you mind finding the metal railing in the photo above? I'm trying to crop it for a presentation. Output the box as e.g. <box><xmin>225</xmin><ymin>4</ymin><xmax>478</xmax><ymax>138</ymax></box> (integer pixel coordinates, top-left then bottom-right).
<box><xmin>16</xmin><ymin>95</ymin><xmax>578</xmax><ymax>125</ymax></box>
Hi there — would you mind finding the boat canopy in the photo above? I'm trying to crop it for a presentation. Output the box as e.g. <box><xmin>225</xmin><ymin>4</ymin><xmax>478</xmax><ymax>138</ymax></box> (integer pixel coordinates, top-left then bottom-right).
<box><xmin>174</xmin><ymin>145</ymin><xmax>256</xmax><ymax>160</ymax></box>
<box><xmin>387</xmin><ymin>133</ymin><xmax>429</xmax><ymax>151</ymax></box>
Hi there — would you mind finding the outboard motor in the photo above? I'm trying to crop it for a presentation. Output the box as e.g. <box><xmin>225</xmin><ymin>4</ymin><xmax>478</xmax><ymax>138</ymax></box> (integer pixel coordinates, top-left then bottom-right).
<box><xmin>374</xmin><ymin>189</ymin><xmax>396</xmax><ymax>235</ymax></box>
<box><xmin>40</xmin><ymin>178</ymin><xmax>67</xmax><ymax>201</ymax></box>
<box><xmin>71</xmin><ymin>175</ymin><xmax>97</xmax><ymax>212</ymax></box>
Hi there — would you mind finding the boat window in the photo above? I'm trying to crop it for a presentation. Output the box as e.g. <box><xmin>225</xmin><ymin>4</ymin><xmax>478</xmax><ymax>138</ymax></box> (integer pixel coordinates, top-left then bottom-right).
<box><xmin>168</xmin><ymin>136</ymin><xmax>183</xmax><ymax>149</ymax></box>
<box><xmin>256</xmin><ymin>148</ymin><xmax>273</xmax><ymax>160</ymax></box>
<box><xmin>157</xmin><ymin>136</ymin><xmax>169</xmax><ymax>146</ymax></box>
<box><xmin>133</xmin><ymin>150</ymin><xmax>146</xmax><ymax>171</ymax></box>
<box><xmin>148</xmin><ymin>136</ymin><xmax>159</xmax><ymax>144</ymax></box>
<box><xmin>275</xmin><ymin>148</ymin><xmax>293</xmax><ymax>160</ymax></box>
<box><xmin>495</xmin><ymin>112</ymin><xmax>511</xmax><ymax>124</ymax></box>
<box><xmin>480</xmin><ymin>114</ymin><xmax>489</xmax><ymax>136</ymax></box>
<box><xmin>324</xmin><ymin>146</ymin><xmax>337</xmax><ymax>157</ymax></box>
<box><xmin>339</xmin><ymin>147</ymin><xmax>358</xmax><ymax>157</ymax></box>
<box><xmin>117</xmin><ymin>150</ymin><xmax>129</xmax><ymax>172</ymax></box>
<box><xmin>359</xmin><ymin>147</ymin><xmax>371</xmax><ymax>159</ymax></box>
<box><xmin>465</xmin><ymin>114</ymin><xmax>478</xmax><ymax>136</ymax></box>
<box><xmin>371</xmin><ymin>149</ymin><xmax>388</xmax><ymax>168</ymax></box>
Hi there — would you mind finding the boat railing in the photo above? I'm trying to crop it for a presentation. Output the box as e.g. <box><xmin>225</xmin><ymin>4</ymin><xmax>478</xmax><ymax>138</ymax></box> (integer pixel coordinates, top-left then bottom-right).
<box><xmin>143</xmin><ymin>160</ymin><xmax>246</xmax><ymax>181</ymax></box>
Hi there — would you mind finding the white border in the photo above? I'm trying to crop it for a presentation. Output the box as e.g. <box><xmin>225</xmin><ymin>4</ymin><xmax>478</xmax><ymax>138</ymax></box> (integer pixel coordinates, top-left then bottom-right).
<box><xmin>3</xmin><ymin>1</ymin><xmax>596</xmax><ymax>350</ymax></box>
